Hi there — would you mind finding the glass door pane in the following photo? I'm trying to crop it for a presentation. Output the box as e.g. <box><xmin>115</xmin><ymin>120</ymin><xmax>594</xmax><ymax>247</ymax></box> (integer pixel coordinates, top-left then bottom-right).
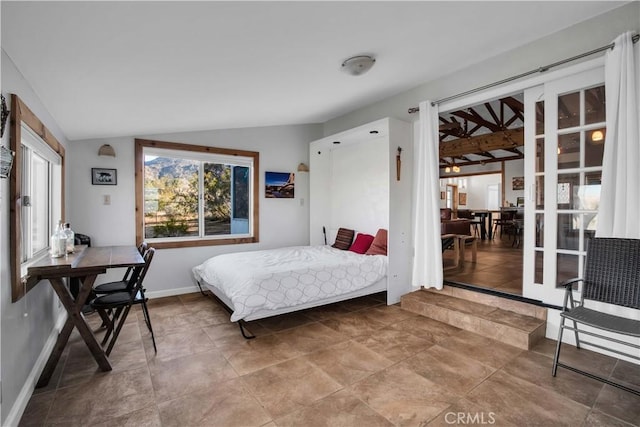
<box><xmin>523</xmin><ymin>68</ymin><xmax>605</xmax><ymax>304</ymax></box>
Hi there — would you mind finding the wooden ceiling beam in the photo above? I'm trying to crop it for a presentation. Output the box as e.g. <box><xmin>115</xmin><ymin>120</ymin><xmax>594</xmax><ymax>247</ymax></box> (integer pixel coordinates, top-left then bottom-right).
<box><xmin>502</xmin><ymin>147</ymin><xmax>523</xmax><ymax>155</ymax></box>
<box><xmin>502</xmin><ymin>97</ymin><xmax>524</xmax><ymax>119</ymax></box>
<box><xmin>469</xmin><ymin>107</ymin><xmax>499</xmax><ymax>130</ymax></box>
<box><xmin>468</xmin><ymin>124</ymin><xmax>482</xmax><ymax>135</ymax></box>
<box><xmin>476</xmin><ymin>151</ymin><xmax>496</xmax><ymax>159</ymax></box>
<box><xmin>451</xmin><ymin>110</ymin><xmax>501</xmax><ymax>132</ymax></box>
<box><xmin>439</xmin><ymin>121</ymin><xmax>461</xmax><ymax>131</ymax></box>
<box><xmin>439</xmin><ymin>153</ymin><xmax>524</xmax><ymax>169</ymax></box>
<box><xmin>485</xmin><ymin>102</ymin><xmax>501</xmax><ymax>126</ymax></box>
<box><xmin>439</xmin><ymin>127</ymin><xmax>524</xmax><ymax>158</ymax></box>
<box><xmin>504</xmin><ymin>115</ymin><xmax>520</xmax><ymax>128</ymax></box>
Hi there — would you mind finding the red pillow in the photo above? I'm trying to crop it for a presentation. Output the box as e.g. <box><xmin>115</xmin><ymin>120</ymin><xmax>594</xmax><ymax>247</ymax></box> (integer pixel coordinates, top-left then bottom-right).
<box><xmin>366</xmin><ymin>228</ymin><xmax>388</xmax><ymax>256</ymax></box>
<box><xmin>349</xmin><ymin>233</ymin><xmax>375</xmax><ymax>254</ymax></box>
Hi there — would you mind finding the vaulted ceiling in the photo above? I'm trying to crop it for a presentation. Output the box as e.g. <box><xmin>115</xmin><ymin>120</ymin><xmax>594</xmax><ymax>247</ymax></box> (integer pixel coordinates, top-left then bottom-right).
<box><xmin>439</xmin><ymin>96</ymin><xmax>524</xmax><ymax>169</ymax></box>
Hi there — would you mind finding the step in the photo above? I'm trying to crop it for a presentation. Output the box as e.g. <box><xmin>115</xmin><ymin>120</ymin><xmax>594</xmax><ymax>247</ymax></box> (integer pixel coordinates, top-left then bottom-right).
<box><xmin>401</xmin><ymin>288</ymin><xmax>546</xmax><ymax>350</ymax></box>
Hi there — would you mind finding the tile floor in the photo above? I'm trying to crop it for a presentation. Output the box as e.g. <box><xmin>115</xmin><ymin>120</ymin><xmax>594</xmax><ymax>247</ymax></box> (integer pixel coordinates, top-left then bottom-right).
<box><xmin>444</xmin><ymin>235</ymin><xmax>524</xmax><ymax>295</ymax></box>
<box><xmin>20</xmin><ymin>292</ymin><xmax>640</xmax><ymax>426</ymax></box>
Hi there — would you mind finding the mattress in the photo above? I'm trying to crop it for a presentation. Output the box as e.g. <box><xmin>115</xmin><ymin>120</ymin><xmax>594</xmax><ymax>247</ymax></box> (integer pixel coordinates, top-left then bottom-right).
<box><xmin>192</xmin><ymin>245</ymin><xmax>387</xmax><ymax>321</ymax></box>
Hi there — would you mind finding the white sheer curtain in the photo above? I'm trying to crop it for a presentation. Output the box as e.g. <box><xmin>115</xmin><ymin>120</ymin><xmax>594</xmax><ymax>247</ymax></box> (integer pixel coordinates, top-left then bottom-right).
<box><xmin>597</xmin><ymin>32</ymin><xmax>640</xmax><ymax>239</ymax></box>
<box><xmin>412</xmin><ymin>101</ymin><xmax>443</xmax><ymax>290</ymax></box>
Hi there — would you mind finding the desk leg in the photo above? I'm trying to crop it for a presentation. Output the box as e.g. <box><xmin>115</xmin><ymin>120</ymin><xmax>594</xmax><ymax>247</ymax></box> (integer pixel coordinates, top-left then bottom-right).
<box><xmin>488</xmin><ymin>212</ymin><xmax>493</xmax><ymax>240</ymax></box>
<box><xmin>480</xmin><ymin>219</ymin><xmax>487</xmax><ymax>240</ymax></box>
<box><xmin>37</xmin><ymin>275</ymin><xmax>111</xmax><ymax>388</ymax></box>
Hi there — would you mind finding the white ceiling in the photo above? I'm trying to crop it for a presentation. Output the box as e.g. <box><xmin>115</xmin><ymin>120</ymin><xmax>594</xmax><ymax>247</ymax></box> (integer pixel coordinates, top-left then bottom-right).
<box><xmin>1</xmin><ymin>1</ymin><xmax>626</xmax><ymax>141</ymax></box>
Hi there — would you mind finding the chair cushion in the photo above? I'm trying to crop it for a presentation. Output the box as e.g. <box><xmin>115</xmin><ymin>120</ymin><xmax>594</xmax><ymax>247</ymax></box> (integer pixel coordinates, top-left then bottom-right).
<box><xmin>441</xmin><ymin>219</ymin><xmax>471</xmax><ymax>236</ymax></box>
<box><xmin>91</xmin><ymin>291</ymin><xmax>131</xmax><ymax>308</ymax></box>
<box><xmin>94</xmin><ymin>281</ymin><xmax>127</xmax><ymax>294</ymax></box>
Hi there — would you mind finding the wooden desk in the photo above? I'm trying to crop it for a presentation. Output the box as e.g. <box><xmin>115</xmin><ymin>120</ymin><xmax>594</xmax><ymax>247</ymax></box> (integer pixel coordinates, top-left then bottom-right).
<box><xmin>28</xmin><ymin>245</ymin><xmax>145</xmax><ymax>388</ymax></box>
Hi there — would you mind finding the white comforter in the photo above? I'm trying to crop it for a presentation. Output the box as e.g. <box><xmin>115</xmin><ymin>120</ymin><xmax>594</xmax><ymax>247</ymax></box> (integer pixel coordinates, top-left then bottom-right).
<box><xmin>192</xmin><ymin>245</ymin><xmax>387</xmax><ymax>321</ymax></box>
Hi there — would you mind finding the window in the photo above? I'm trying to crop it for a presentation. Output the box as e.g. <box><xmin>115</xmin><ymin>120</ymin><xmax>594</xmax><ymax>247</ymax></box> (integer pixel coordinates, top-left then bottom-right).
<box><xmin>20</xmin><ymin>125</ymin><xmax>62</xmax><ymax>265</ymax></box>
<box><xmin>135</xmin><ymin>139</ymin><xmax>259</xmax><ymax>249</ymax></box>
<box><xmin>9</xmin><ymin>94</ymin><xmax>65</xmax><ymax>302</ymax></box>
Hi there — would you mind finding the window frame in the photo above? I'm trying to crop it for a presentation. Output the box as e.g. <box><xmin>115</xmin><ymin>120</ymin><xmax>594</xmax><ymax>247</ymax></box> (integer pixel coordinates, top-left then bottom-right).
<box><xmin>20</xmin><ymin>125</ymin><xmax>61</xmax><ymax>264</ymax></box>
<box><xmin>10</xmin><ymin>94</ymin><xmax>66</xmax><ymax>302</ymax></box>
<box><xmin>135</xmin><ymin>138</ymin><xmax>260</xmax><ymax>249</ymax></box>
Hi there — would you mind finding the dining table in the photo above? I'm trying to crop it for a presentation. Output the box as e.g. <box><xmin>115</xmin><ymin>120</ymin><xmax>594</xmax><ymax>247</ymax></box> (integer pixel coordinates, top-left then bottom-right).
<box><xmin>470</xmin><ymin>210</ymin><xmax>494</xmax><ymax>240</ymax></box>
<box><xmin>27</xmin><ymin>245</ymin><xmax>145</xmax><ymax>388</ymax></box>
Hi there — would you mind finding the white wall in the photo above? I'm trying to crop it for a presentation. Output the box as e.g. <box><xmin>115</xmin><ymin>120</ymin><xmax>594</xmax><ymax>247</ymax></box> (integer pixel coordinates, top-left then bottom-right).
<box><xmin>67</xmin><ymin>124</ymin><xmax>322</xmax><ymax>297</ymax></box>
<box><xmin>466</xmin><ymin>174</ymin><xmax>502</xmax><ymax>210</ymax></box>
<box><xmin>330</xmin><ymin>138</ymin><xmax>389</xmax><ymax>234</ymax></box>
<box><xmin>438</xmin><ymin>159</ymin><xmax>524</xmax><ymax>210</ymax></box>
<box><xmin>1</xmin><ymin>50</ymin><xmax>70</xmax><ymax>426</ymax></box>
<box><xmin>504</xmin><ymin>158</ymin><xmax>525</xmax><ymax>207</ymax></box>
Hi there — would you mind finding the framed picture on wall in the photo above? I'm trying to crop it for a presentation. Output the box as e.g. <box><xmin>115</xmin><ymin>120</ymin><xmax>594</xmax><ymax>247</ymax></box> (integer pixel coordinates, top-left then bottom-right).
<box><xmin>512</xmin><ymin>176</ymin><xmax>524</xmax><ymax>190</ymax></box>
<box><xmin>459</xmin><ymin>193</ymin><xmax>467</xmax><ymax>205</ymax></box>
<box><xmin>265</xmin><ymin>171</ymin><xmax>294</xmax><ymax>198</ymax></box>
<box><xmin>91</xmin><ymin>168</ymin><xmax>117</xmax><ymax>185</ymax></box>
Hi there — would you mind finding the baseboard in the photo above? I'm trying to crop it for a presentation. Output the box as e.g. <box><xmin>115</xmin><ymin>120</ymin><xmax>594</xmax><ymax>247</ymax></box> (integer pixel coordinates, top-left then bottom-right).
<box><xmin>4</xmin><ymin>309</ymin><xmax>67</xmax><ymax>427</ymax></box>
<box><xmin>145</xmin><ymin>285</ymin><xmax>201</xmax><ymax>300</ymax></box>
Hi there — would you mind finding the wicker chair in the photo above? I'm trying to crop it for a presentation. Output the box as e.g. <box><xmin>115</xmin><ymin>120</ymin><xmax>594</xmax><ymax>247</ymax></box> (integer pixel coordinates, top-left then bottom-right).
<box><xmin>552</xmin><ymin>237</ymin><xmax>640</xmax><ymax>396</ymax></box>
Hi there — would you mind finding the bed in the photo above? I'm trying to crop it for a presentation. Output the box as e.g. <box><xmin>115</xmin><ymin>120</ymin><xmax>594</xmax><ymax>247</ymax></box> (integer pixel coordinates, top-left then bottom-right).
<box><xmin>192</xmin><ymin>243</ymin><xmax>388</xmax><ymax>335</ymax></box>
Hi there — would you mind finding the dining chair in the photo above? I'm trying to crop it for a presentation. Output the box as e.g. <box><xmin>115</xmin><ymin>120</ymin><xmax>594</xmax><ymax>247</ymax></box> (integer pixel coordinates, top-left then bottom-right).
<box><xmin>93</xmin><ymin>242</ymin><xmax>148</xmax><ymax>295</ymax></box>
<box><xmin>492</xmin><ymin>210</ymin><xmax>516</xmax><ymax>239</ymax></box>
<box><xmin>91</xmin><ymin>247</ymin><xmax>156</xmax><ymax>356</ymax></box>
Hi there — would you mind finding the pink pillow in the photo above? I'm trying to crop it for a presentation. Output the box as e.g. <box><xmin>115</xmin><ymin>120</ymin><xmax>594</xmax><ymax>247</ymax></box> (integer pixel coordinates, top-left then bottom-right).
<box><xmin>349</xmin><ymin>233</ymin><xmax>375</xmax><ymax>254</ymax></box>
<box><xmin>365</xmin><ymin>229</ymin><xmax>388</xmax><ymax>256</ymax></box>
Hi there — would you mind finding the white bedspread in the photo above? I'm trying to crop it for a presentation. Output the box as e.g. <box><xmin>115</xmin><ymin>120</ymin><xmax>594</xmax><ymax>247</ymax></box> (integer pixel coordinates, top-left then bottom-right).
<box><xmin>192</xmin><ymin>245</ymin><xmax>387</xmax><ymax>321</ymax></box>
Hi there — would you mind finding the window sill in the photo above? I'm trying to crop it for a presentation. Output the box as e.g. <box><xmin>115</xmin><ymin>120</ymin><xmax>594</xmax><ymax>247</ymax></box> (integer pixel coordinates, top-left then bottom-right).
<box><xmin>144</xmin><ymin>236</ymin><xmax>259</xmax><ymax>250</ymax></box>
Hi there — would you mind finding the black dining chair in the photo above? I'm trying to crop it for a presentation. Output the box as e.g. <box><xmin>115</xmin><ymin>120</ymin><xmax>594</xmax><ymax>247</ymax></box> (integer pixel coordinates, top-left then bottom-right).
<box><xmin>93</xmin><ymin>242</ymin><xmax>148</xmax><ymax>295</ymax></box>
<box><xmin>91</xmin><ymin>247</ymin><xmax>156</xmax><ymax>356</ymax></box>
<box><xmin>492</xmin><ymin>210</ymin><xmax>516</xmax><ymax>239</ymax></box>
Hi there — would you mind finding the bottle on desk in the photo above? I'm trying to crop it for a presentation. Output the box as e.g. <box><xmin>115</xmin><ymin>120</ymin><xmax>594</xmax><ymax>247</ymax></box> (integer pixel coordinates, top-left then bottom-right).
<box><xmin>64</xmin><ymin>223</ymin><xmax>75</xmax><ymax>254</ymax></box>
<box><xmin>50</xmin><ymin>221</ymin><xmax>67</xmax><ymax>258</ymax></box>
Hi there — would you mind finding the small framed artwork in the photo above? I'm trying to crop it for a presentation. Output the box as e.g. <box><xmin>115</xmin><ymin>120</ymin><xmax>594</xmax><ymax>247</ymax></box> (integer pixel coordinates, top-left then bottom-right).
<box><xmin>440</xmin><ymin>191</ymin><xmax>445</xmax><ymax>200</ymax></box>
<box><xmin>512</xmin><ymin>176</ymin><xmax>524</xmax><ymax>190</ymax></box>
<box><xmin>91</xmin><ymin>168</ymin><xmax>117</xmax><ymax>185</ymax></box>
<box><xmin>459</xmin><ymin>193</ymin><xmax>467</xmax><ymax>205</ymax></box>
<box><xmin>265</xmin><ymin>171</ymin><xmax>294</xmax><ymax>198</ymax></box>
<box><xmin>516</xmin><ymin>196</ymin><xmax>525</xmax><ymax>207</ymax></box>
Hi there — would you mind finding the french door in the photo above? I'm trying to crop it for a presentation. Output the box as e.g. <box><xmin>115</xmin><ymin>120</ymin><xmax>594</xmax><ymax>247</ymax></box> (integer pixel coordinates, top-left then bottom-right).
<box><xmin>523</xmin><ymin>67</ymin><xmax>606</xmax><ymax>304</ymax></box>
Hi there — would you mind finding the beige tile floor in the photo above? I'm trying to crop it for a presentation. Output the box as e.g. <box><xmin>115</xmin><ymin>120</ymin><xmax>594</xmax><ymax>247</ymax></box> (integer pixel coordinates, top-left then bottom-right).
<box><xmin>20</xmin><ymin>292</ymin><xmax>640</xmax><ymax>426</ymax></box>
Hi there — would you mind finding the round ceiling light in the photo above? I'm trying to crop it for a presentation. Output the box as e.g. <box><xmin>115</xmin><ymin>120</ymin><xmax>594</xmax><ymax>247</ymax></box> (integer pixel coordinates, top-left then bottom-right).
<box><xmin>591</xmin><ymin>130</ymin><xmax>604</xmax><ymax>142</ymax></box>
<box><xmin>341</xmin><ymin>55</ymin><xmax>376</xmax><ymax>76</ymax></box>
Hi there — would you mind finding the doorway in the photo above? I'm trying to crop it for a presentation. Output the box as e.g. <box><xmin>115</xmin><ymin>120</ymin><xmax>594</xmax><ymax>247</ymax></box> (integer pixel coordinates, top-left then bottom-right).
<box><xmin>445</xmin><ymin>184</ymin><xmax>458</xmax><ymax>210</ymax></box>
<box><xmin>439</xmin><ymin>94</ymin><xmax>525</xmax><ymax>295</ymax></box>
